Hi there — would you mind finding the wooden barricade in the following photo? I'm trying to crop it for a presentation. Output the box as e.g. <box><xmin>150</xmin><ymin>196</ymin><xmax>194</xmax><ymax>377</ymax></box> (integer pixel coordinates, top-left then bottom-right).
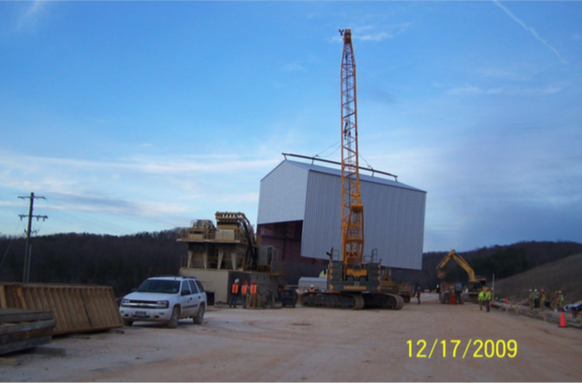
<box><xmin>0</xmin><ymin>283</ymin><xmax>123</xmax><ymax>335</ymax></box>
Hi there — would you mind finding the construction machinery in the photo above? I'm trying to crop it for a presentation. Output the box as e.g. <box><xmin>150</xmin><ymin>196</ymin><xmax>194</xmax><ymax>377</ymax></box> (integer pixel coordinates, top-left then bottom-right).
<box><xmin>439</xmin><ymin>281</ymin><xmax>465</xmax><ymax>304</ymax></box>
<box><xmin>380</xmin><ymin>273</ymin><xmax>413</xmax><ymax>303</ymax></box>
<box><xmin>435</xmin><ymin>249</ymin><xmax>487</xmax><ymax>304</ymax></box>
<box><xmin>299</xmin><ymin>29</ymin><xmax>403</xmax><ymax>310</ymax></box>
<box><xmin>177</xmin><ymin>212</ymin><xmax>281</xmax><ymax>304</ymax></box>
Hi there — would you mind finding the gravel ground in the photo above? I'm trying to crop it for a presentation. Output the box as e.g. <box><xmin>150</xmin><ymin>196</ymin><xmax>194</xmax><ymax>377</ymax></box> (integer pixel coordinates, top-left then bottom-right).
<box><xmin>1</xmin><ymin>293</ymin><xmax>581</xmax><ymax>382</ymax></box>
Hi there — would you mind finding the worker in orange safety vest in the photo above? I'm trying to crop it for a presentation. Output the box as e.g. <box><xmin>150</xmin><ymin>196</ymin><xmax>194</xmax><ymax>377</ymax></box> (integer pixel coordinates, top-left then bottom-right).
<box><xmin>248</xmin><ymin>280</ymin><xmax>258</xmax><ymax>308</ymax></box>
<box><xmin>229</xmin><ymin>279</ymin><xmax>240</xmax><ymax>308</ymax></box>
<box><xmin>241</xmin><ymin>280</ymin><xmax>249</xmax><ymax>308</ymax></box>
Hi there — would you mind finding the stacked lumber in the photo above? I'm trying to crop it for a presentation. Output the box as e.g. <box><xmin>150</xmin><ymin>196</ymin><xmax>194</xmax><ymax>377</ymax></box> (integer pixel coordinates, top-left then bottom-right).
<box><xmin>0</xmin><ymin>308</ymin><xmax>55</xmax><ymax>356</ymax></box>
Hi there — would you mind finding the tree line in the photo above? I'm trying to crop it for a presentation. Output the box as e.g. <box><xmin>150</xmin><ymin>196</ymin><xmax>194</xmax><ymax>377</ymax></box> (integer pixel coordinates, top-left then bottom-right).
<box><xmin>0</xmin><ymin>230</ymin><xmax>185</xmax><ymax>297</ymax></box>
<box><xmin>1</xmin><ymin>231</ymin><xmax>581</xmax><ymax>297</ymax></box>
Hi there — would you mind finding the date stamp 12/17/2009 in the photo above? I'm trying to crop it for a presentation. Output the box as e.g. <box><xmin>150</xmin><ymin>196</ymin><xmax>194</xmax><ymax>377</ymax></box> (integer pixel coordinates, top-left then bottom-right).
<box><xmin>407</xmin><ymin>339</ymin><xmax>517</xmax><ymax>359</ymax></box>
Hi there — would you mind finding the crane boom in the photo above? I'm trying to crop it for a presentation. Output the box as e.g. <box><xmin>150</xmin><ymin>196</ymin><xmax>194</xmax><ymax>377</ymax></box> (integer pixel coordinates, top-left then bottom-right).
<box><xmin>299</xmin><ymin>29</ymin><xmax>403</xmax><ymax>310</ymax></box>
<box><xmin>340</xmin><ymin>29</ymin><xmax>365</xmax><ymax>278</ymax></box>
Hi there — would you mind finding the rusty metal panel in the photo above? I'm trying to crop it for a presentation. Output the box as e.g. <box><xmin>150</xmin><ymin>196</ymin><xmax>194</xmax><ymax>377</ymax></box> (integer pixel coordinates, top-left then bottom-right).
<box><xmin>0</xmin><ymin>283</ymin><xmax>122</xmax><ymax>335</ymax></box>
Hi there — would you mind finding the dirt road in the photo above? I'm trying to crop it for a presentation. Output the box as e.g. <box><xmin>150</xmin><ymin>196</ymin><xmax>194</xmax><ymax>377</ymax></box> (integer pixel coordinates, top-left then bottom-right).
<box><xmin>2</xmin><ymin>293</ymin><xmax>581</xmax><ymax>381</ymax></box>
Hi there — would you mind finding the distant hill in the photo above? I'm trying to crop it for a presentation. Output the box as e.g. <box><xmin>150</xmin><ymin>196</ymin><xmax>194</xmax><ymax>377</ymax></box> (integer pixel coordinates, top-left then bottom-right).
<box><xmin>493</xmin><ymin>254</ymin><xmax>582</xmax><ymax>304</ymax></box>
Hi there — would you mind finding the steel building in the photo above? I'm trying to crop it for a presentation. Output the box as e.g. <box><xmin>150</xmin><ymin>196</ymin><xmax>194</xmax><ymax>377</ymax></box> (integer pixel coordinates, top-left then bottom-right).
<box><xmin>257</xmin><ymin>159</ymin><xmax>426</xmax><ymax>280</ymax></box>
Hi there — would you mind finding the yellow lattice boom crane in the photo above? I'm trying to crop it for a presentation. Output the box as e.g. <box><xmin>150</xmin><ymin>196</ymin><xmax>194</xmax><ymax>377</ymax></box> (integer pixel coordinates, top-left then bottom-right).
<box><xmin>299</xmin><ymin>29</ymin><xmax>403</xmax><ymax>310</ymax></box>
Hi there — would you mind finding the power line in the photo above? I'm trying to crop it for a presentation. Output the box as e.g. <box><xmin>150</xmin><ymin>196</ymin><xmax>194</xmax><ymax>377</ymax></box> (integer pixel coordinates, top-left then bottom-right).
<box><xmin>18</xmin><ymin>192</ymin><xmax>48</xmax><ymax>283</ymax></box>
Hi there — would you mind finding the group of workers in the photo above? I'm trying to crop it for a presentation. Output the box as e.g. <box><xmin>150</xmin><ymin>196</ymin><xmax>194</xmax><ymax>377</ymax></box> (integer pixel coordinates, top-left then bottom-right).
<box><xmin>229</xmin><ymin>279</ymin><xmax>259</xmax><ymax>309</ymax></box>
<box><xmin>230</xmin><ymin>279</ymin><xmax>286</xmax><ymax>309</ymax></box>
<box><xmin>528</xmin><ymin>289</ymin><xmax>564</xmax><ymax>312</ymax></box>
<box><xmin>478</xmin><ymin>287</ymin><xmax>493</xmax><ymax>312</ymax></box>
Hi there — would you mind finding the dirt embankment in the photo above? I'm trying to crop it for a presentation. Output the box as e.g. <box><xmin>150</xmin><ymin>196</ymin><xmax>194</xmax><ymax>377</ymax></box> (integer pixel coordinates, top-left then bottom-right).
<box><xmin>493</xmin><ymin>254</ymin><xmax>582</xmax><ymax>303</ymax></box>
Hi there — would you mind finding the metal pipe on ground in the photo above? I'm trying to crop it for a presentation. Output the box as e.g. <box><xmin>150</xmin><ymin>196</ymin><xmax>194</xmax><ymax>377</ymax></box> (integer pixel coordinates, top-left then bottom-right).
<box><xmin>491</xmin><ymin>301</ymin><xmax>582</xmax><ymax>328</ymax></box>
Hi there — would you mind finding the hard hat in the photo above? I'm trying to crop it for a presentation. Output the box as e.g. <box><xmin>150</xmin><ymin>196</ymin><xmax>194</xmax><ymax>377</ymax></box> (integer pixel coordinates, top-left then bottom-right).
<box><xmin>535</xmin><ymin>289</ymin><xmax>537</xmax><ymax>291</ymax></box>
<box><xmin>541</xmin><ymin>289</ymin><xmax>544</xmax><ymax>292</ymax></box>
<box><xmin>235</xmin><ymin>279</ymin><xmax>239</xmax><ymax>283</ymax></box>
<box><xmin>529</xmin><ymin>289</ymin><xmax>532</xmax><ymax>292</ymax></box>
<box><xmin>252</xmin><ymin>280</ymin><xmax>256</xmax><ymax>284</ymax></box>
<box><xmin>311</xmin><ymin>284</ymin><xmax>314</xmax><ymax>288</ymax></box>
<box><xmin>558</xmin><ymin>291</ymin><xmax>562</xmax><ymax>293</ymax></box>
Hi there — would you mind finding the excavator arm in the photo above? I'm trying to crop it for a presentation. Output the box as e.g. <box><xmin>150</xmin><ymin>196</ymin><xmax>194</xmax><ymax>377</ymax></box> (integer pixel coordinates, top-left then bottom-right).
<box><xmin>436</xmin><ymin>249</ymin><xmax>477</xmax><ymax>283</ymax></box>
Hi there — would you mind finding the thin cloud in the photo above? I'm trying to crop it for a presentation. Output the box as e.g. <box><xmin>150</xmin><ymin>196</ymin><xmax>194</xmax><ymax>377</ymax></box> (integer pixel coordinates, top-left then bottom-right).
<box><xmin>0</xmin><ymin>150</ymin><xmax>278</xmax><ymax>177</ymax></box>
<box><xmin>486</xmin><ymin>85</ymin><xmax>563</xmax><ymax>96</ymax></box>
<box><xmin>282</xmin><ymin>63</ymin><xmax>307</xmax><ymax>72</ymax></box>
<box><xmin>477</xmin><ymin>68</ymin><xmax>530</xmax><ymax>82</ymax></box>
<box><xmin>446</xmin><ymin>84</ymin><xmax>483</xmax><ymax>96</ymax></box>
<box><xmin>492</xmin><ymin>0</ymin><xmax>568</xmax><ymax>64</ymax></box>
<box><xmin>17</xmin><ymin>0</ymin><xmax>48</xmax><ymax>32</ymax></box>
<box><xmin>330</xmin><ymin>24</ymin><xmax>411</xmax><ymax>44</ymax></box>
<box><xmin>446</xmin><ymin>83</ymin><xmax>564</xmax><ymax>97</ymax></box>
<box><xmin>359</xmin><ymin>32</ymin><xmax>391</xmax><ymax>42</ymax></box>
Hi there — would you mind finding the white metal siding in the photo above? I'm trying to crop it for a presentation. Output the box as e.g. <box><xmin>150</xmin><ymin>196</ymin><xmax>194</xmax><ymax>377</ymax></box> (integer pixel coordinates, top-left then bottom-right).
<box><xmin>300</xmin><ymin>170</ymin><xmax>425</xmax><ymax>269</ymax></box>
<box><xmin>258</xmin><ymin>160</ymin><xmax>426</xmax><ymax>270</ymax></box>
<box><xmin>257</xmin><ymin>161</ymin><xmax>309</xmax><ymax>224</ymax></box>
<box><xmin>302</xmin><ymin>171</ymin><xmax>342</xmax><ymax>260</ymax></box>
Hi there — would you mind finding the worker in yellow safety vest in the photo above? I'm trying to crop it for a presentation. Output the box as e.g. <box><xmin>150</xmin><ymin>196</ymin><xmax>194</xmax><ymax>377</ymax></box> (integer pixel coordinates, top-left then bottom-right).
<box><xmin>528</xmin><ymin>289</ymin><xmax>535</xmax><ymax>309</ymax></box>
<box><xmin>540</xmin><ymin>289</ymin><xmax>546</xmax><ymax>312</ymax></box>
<box><xmin>478</xmin><ymin>290</ymin><xmax>485</xmax><ymax>311</ymax></box>
<box><xmin>556</xmin><ymin>291</ymin><xmax>564</xmax><ymax>311</ymax></box>
<box><xmin>484</xmin><ymin>288</ymin><xmax>492</xmax><ymax>312</ymax></box>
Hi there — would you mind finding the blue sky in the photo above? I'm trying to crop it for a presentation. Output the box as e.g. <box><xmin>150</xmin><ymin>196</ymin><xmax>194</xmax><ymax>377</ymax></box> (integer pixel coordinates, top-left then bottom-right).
<box><xmin>0</xmin><ymin>1</ymin><xmax>580</xmax><ymax>252</ymax></box>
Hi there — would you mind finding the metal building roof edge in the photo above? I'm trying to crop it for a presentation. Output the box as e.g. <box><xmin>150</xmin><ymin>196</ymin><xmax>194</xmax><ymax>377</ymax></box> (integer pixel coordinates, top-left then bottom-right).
<box><xmin>282</xmin><ymin>159</ymin><xmax>426</xmax><ymax>193</ymax></box>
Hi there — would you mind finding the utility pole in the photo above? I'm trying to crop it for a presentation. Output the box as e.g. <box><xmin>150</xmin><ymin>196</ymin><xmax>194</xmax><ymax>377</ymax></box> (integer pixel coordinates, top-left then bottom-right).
<box><xmin>18</xmin><ymin>192</ymin><xmax>48</xmax><ymax>283</ymax></box>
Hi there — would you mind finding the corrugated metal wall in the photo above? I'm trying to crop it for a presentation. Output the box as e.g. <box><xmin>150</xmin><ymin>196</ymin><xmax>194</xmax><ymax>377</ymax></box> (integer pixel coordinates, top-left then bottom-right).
<box><xmin>257</xmin><ymin>161</ymin><xmax>309</xmax><ymax>224</ymax></box>
<box><xmin>258</xmin><ymin>160</ymin><xmax>426</xmax><ymax>270</ymax></box>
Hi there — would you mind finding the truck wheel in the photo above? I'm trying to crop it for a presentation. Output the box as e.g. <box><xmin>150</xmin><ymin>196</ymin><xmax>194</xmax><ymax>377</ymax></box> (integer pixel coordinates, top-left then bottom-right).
<box><xmin>193</xmin><ymin>304</ymin><xmax>205</xmax><ymax>325</ymax></box>
<box><xmin>123</xmin><ymin>319</ymin><xmax>133</xmax><ymax>326</ymax></box>
<box><xmin>167</xmin><ymin>307</ymin><xmax>180</xmax><ymax>328</ymax></box>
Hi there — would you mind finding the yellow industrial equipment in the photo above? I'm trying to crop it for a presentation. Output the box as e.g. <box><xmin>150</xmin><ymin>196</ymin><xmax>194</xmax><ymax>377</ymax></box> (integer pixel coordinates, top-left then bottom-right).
<box><xmin>177</xmin><ymin>212</ymin><xmax>277</xmax><ymax>272</ymax></box>
<box><xmin>436</xmin><ymin>249</ymin><xmax>487</xmax><ymax>303</ymax></box>
<box><xmin>299</xmin><ymin>29</ymin><xmax>403</xmax><ymax>310</ymax></box>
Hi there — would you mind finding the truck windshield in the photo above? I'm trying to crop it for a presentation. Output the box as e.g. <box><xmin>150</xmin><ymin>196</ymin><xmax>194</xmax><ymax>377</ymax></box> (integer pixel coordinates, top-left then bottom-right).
<box><xmin>137</xmin><ymin>280</ymin><xmax>180</xmax><ymax>294</ymax></box>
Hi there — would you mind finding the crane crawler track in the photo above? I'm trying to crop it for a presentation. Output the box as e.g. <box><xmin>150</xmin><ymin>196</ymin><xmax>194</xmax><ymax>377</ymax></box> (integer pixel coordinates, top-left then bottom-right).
<box><xmin>300</xmin><ymin>292</ymin><xmax>403</xmax><ymax>310</ymax></box>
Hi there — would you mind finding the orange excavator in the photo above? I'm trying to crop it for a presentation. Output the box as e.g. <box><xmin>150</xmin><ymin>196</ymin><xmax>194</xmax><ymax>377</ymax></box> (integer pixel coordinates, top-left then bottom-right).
<box><xmin>300</xmin><ymin>29</ymin><xmax>403</xmax><ymax>310</ymax></box>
